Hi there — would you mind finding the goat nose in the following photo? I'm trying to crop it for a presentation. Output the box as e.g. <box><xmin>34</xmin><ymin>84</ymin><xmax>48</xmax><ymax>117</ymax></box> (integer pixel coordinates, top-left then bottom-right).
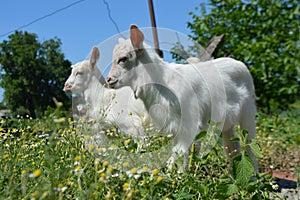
<box><xmin>63</xmin><ymin>82</ymin><xmax>71</xmax><ymax>91</ymax></box>
<box><xmin>107</xmin><ymin>76</ymin><xmax>111</xmax><ymax>83</ymax></box>
<box><xmin>64</xmin><ymin>82</ymin><xmax>70</xmax><ymax>88</ymax></box>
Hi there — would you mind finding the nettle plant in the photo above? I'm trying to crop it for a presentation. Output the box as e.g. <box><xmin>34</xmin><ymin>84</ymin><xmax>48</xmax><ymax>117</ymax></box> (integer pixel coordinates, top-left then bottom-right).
<box><xmin>193</xmin><ymin>129</ymin><xmax>272</xmax><ymax>199</ymax></box>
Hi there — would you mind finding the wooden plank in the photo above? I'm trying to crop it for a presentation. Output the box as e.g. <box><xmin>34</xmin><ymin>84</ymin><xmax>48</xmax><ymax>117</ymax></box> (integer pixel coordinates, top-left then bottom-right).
<box><xmin>198</xmin><ymin>34</ymin><xmax>225</xmax><ymax>61</ymax></box>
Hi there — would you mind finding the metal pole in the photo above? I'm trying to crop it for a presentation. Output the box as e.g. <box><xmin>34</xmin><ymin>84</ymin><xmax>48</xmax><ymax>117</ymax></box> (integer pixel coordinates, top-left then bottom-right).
<box><xmin>148</xmin><ymin>0</ymin><xmax>163</xmax><ymax>58</ymax></box>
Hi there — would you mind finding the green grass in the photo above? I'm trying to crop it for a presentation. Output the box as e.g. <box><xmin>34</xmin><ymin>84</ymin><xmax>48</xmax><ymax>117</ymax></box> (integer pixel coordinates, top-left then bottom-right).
<box><xmin>0</xmin><ymin>108</ymin><xmax>299</xmax><ymax>199</ymax></box>
<box><xmin>256</xmin><ymin>110</ymin><xmax>300</xmax><ymax>171</ymax></box>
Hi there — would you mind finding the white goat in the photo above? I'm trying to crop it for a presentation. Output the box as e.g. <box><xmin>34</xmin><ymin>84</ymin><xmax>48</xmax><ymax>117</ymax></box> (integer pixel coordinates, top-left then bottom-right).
<box><xmin>64</xmin><ymin>46</ymin><xmax>150</xmax><ymax>141</ymax></box>
<box><xmin>106</xmin><ymin>25</ymin><xmax>258</xmax><ymax>172</ymax></box>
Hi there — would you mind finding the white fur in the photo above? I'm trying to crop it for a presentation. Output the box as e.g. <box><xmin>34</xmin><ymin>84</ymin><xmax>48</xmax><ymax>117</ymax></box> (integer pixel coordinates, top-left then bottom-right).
<box><xmin>186</xmin><ymin>57</ymin><xmax>201</xmax><ymax>64</ymax></box>
<box><xmin>63</xmin><ymin>47</ymin><xmax>150</xmax><ymax>141</ymax></box>
<box><xmin>107</xmin><ymin>25</ymin><xmax>258</xmax><ymax>172</ymax></box>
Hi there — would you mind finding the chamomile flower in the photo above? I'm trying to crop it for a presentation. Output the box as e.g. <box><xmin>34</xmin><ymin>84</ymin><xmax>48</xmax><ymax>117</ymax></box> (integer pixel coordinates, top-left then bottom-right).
<box><xmin>88</xmin><ymin>143</ymin><xmax>95</xmax><ymax>151</ymax></box>
<box><xmin>98</xmin><ymin>147</ymin><xmax>107</xmax><ymax>156</ymax></box>
<box><xmin>29</xmin><ymin>169</ymin><xmax>42</xmax><ymax>178</ymax></box>
<box><xmin>102</xmin><ymin>161</ymin><xmax>109</xmax><ymax>168</ymax></box>
<box><xmin>130</xmin><ymin>167</ymin><xmax>138</xmax><ymax>174</ymax></box>
<box><xmin>74</xmin><ymin>156</ymin><xmax>81</xmax><ymax>165</ymax></box>
<box><xmin>108</xmin><ymin>144</ymin><xmax>117</xmax><ymax>150</ymax></box>
<box><xmin>125</xmin><ymin>139</ymin><xmax>131</xmax><ymax>146</ymax></box>
<box><xmin>156</xmin><ymin>176</ymin><xmax>163</xmax><ymax>183</ymax></box>
<box><xmin>94</xmin><ymin>158</ymin><xmax>100</xmax><ymax>166</ymax></box>
<box><xmin>126</xmin><ymin>167</ymin><xmax>142</xmax><ymax>179</ymax></box>
<box><xmin>84</xmin><ymin>135</ymin><xmax>91</xmax><ymax>141</ymax></box>
<box><xmin>54</xmin><ymin>184</ymin><xmax>67</xmax><ymax>193</ymax></box>
<box><xmin>53</xmin><ymin>117</ymin><xmax>66</xmax><ymax>123</ymax></box>
<box><xmin>137</xmin><ymin>165</ymin><xmax>149</xmax><ymax>174</ymax></box>
<box><xmin>152</xmin><ymin>169</ymin><xmax>159</xmax><ymax>176</ymax></box>
<box><xmin>3</xmin><ymin>153</ymin><xmax>9</xmax><ymax>159</ymax></box>
<box><xmin>271</xmin><ymin>183</ymin><xmax>279</xmax><ymax>190</ymax></box>
<box><xmin>107</xmin><ymin>166</ymin><xmax>114</xmax><ymax>173</ymax></box>
<box><xmin>74</xmin><ymin>165</ymin><xmax>84</xmax><ymax>175</ymax></box>
<box><xmin>123</xmin><ymin>182</ymin><xmax>130</xmax><ymax>191</ymax></box>
<box><xmin>74</xmin><ymin>161</ymin><xmax>80</xmax><ymax>165</ymax></box>
<box><xmin>122</xmin><ymin>162</ymin><xmax>129</xmax><ymax>168</ymax></box>
<box><xmin>111</xmin><ymin>173</ymin><xmax>120</xmax><ymax>178</ymax></box>
<box><xmin>75</xmin><ymin>156</ymin><xmax>81</xmax><ymax>161</ymax></box>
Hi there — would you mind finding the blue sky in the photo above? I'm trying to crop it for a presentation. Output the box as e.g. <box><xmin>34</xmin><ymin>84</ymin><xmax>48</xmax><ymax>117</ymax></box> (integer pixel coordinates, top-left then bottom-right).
<box><xmin>0</xmin><ymin>0</ymin><xmax>207</xmax><ymax>100</ymax></box>
<box><xmin>0</xmin><ymin>0</ymin><xmax>206</xmax><ymax>63</ymax></box>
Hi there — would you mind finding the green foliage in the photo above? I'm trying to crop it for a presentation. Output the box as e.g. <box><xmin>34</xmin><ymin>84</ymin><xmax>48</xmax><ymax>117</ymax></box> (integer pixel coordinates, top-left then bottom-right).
<box><xmin>256</xmin><ymin>109</ymin><xmax>300</xmax><ymax>170</ymax></box>
<box><xmin>210</xmin><ymin>129</ymin><xmax>273</xmax><ymax>199</ymax></box>
<box><xmin>0</xmin><ymin>31</ymin><xmax>72</xmax><ymax>118</ymax></box>
<box><xmin>187</xmin><ymin>0</ymin><xmax>300</xmax><ymax>112</ymax></box>
<box><xmin>233</xmin><ymin>154</ymin><xmax>254</xmax><ymax>187</ymax></box>
<box><xmin>231</xmin><ymin>131</ymin><xmax>256</xmax><ymax>187</ymax></box>
<box><xmin>4</xmin><ymin>109</ymin><xmax>299</xmax><ymax>199</ymax></box>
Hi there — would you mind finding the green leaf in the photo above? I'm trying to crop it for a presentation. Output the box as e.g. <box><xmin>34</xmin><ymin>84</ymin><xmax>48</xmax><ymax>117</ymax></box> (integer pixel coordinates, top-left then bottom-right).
<box><xmin>241</xmin><ymin>130</ymin><xmax>249</xmax><ymax>139</ymax></box>
<box><xmin>215</xmin><ymin>183</ymin><xmax>239</xmax><ymax>198</ymax></box>
<box><xmin>249</xmin><ymin>140</ymin><xmax>263</xmax><ymax>158</ymax></box>
<box><xmin>230</xmin><ymin>137</ymin><xmax>240</xmax><ymax>142</ymax></box>
<box><xmin>173</xmin><ymin>192</ymin><xmax>194</xmax><ymax>200</ymax></box>
<box><xmin>198</xmin><ymin>184</ymin><xmax>207</xmax><ymax>194</ymax></box>
<box><xmin>226</xmin><ymin>183</ymin><xmax>239</xmax><ymax>196</ymax></box>
<box><xmin>215</xmin><ymin>183</ymin><xmax>230</xmax><ymax>199</ymax></box>
<box><xmin>194</xmin><ymin>131</ymin><xmax>207</xmax><ymax>141</ymax></box>
<box><xmin>246</xmin><ymin>181</ymin><xmax>260</xmax><ymax>193</ymax></box>
<box><xmin>232</xmin><ymin>154</ymin><xmax>255</xmax><ymax>187</ymax></box>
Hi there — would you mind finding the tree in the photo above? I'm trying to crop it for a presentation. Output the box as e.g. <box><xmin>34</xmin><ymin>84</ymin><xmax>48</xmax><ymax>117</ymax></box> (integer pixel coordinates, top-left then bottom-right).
<box><xmin>0</xmin><ymin>31</ymin><xmax>71</xmax><ymax>118</ymax></box>
<box><xmin>187</xmin><ymin>0</ymin><xmax>300</xmax><ymax>113</ymax></box>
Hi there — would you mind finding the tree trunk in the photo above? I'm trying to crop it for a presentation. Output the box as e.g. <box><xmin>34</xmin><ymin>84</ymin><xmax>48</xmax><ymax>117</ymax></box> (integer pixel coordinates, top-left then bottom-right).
<box><xmin>26</xmin><ymin>94</ymin><xmax>36</xmax><ymax>118</ymax></box>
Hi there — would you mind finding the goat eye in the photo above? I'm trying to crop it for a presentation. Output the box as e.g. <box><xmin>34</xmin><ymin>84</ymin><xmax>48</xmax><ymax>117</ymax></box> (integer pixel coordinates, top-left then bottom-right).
<box><xmin>76</xmin><ymin>71</ymin><xmax>83</xmax><ymax>75</ymax></box>
<box><xmin>118</xmin><ymin>57</ymin><xmax>128</xmax><ymax>64</ymax></box>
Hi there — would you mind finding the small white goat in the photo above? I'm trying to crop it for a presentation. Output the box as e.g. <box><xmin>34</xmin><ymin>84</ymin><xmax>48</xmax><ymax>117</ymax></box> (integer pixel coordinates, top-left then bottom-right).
<box><xmin>107</xmin><ymin>25</ymin><xmax>258</xmax><ymax>172</ymax></box>
<box><xmin>64</xmin><ymin>46</ymin><xmax>150</xmax><ymax>141</ymax></box>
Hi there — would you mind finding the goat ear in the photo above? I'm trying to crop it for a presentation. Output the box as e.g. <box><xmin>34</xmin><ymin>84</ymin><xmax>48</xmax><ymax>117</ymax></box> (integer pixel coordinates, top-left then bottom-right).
<box><xmin>90</xmin><ymin>46</ymin><xmax>100</xmax><ymax>69</ymax></box>
<box><xmin>130</xmin><ymin>24</ymin><xmax>144</xmax><ymax>50</ymax></box>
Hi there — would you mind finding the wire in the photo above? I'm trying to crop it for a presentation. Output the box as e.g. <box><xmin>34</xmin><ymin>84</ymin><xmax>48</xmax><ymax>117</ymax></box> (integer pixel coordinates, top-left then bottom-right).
<box><xmin>0</xmin><ymin>0</ymin><xmax>88</xmax><ymax>38</ymax></box>
<box><xmin>102</xmin><ymin>0</ymin><xmax>125</xmax><ymax>38</ymax></box>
